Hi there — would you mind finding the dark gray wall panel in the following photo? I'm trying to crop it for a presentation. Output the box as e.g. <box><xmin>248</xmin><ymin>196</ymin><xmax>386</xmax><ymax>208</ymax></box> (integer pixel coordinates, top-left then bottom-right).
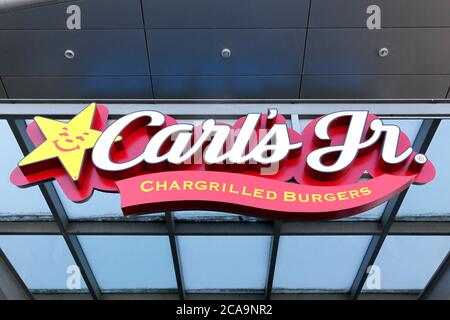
<box><xmin>310</xmin><ymin>0</ymin><xmax>450</xmax><ymax>28</ymax></box>
<box><xmin>0</xmin><ymin>78</ymin><xmax>6</xmax><ymax>98</ymax></box>
<box><xmin>143</xmin><ymin>0</ymin><xmax>310</xmax><ymax>28</ymax></box>
<box><xmin>304</xmin><ymin>29</ymin><xmax>450</xmax><ymax>74</ymax></box>
<box><xmin>3</xmin><ymin>76</ymin><xmax>153</xmax><ymax>99</ymax></box>
<box><xmin>0</xmin><ymin>30</ymin><xmax>149</xmax><ymax>76</ymax></box>
<box><xmin>148</xmin><ymin>30</ymin><xmax>305</xmax><ymax>76</ymax></box>
<box><xmin>300</xmin><ymin>75</ymin><xmax>450</xmax><ymax>99</ymax></box>
<box><xmin>0</xmin><ymin>0</ymin><xmax>143</xmax><ymax>29</ymax></box>
<box><xmin>153</xmin><ymin>76</ymin><xmax>300</xmax><ymax>99</ymax></box>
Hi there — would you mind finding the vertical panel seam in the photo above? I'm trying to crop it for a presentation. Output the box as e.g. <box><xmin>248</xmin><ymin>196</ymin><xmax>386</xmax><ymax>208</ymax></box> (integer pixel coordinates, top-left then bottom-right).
<box><xmin>298</xmin><ymin>0</ymin><xmax>313</xmax><ymax>98</ymax></box>
<box><xmin>139</xmin><ymin>0</ymin><xmax>156</xmax><ymax>99</ymax></box>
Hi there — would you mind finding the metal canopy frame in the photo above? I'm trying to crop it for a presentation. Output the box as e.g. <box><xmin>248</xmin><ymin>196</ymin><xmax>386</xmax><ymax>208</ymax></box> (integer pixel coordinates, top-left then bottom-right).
<box><xmin>2</xmin><ymin>101</ymin><xmax>450</xmax><ymax>119</ymax></box>
<box><xmin>0</xmin><ymin>101</ymin><xmax>449</xmax><ymax>300</ymax></box>
<box><xmin>350</xmin><ymin>119</ymin><xmax>441</xmax><ymax>299</ymax></box>
<box><xmin>0</xmin><ymin>249</ymin><xmax>33</xmax><ymax>300</ymax></box>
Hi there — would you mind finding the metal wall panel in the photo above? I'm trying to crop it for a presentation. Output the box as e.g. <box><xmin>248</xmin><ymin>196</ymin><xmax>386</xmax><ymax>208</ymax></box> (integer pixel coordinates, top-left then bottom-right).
<box><xmin>304</xmin><ymin>29</ymin><xmax>450</xmax><ymax>75</ymax></box>
<box><xmin>0</xmin><ymin>0</ymin><xmax>143</xmax><ymax>29</ymax></box>
<box><xmin>3</xmin><ymin>76</ymin><xmax>153</xmax><ymax>99</ymax></box>
<box><xmin>300</xmin><ymin>75</ymin><xmax>450</xmax><ymax>99</ymax></box>
<box><xmin>148</xmin><ymin>29</ymin><xmax>305</xmax><ymax>76</ymax></box>
<box><xmin>309</xmin><ymin>0</ymin><xmax>450</xmax><ymax>28</ymax></box>
<box><xmin>153</xmin><ymin>76</ymin><xmax>300</xmax><ymax>99</ymax></box>
<box><xmin>0</xmin><ymin>30</ymin><xmax>149</xmax><ymax>76</ymax></box>
<box><xmin>142</xmin><ymin>0</ymin><xmax>310</xmax><ymax>28</ymax></box>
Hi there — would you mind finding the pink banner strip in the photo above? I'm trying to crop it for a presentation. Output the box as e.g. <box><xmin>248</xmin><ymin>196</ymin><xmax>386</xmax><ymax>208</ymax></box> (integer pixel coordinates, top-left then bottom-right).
<box><xmin>116</xmin><ymin>171</ymin><xmax>414</xmax><ymax>220</ymax></box>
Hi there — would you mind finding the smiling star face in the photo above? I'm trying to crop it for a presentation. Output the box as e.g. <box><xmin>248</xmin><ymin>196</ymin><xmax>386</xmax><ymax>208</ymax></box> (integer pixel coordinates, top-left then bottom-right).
<box><xmin>18</xmin><ymin>103</ymin><xmax>103</xmax><ymax>181</ymax></box>
<box><xmin>53</xmin><ymin>126</ymin><xmax>92</xmax><ymax>153</ymax></box>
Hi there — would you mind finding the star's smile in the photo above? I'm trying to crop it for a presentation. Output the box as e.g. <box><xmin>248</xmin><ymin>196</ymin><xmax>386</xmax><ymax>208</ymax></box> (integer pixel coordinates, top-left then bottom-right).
<box><xmin>53</xmin><ymin>140</ymin><xmax>81</xmax><ymax>152</ymax></box>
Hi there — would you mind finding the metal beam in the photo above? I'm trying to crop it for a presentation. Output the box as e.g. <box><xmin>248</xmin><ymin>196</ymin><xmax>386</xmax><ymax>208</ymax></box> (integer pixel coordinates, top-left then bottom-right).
<box><xmin>3</xmin><ymin>102</ymin><xmax>450</xmax><ymax>119</ymax></box>
<box><xmin>67</xmin><ymin>221</ymin><xmax>168</xmax><ymax>235</ymax></box>
<box><xmin>1</xmin><ymin>220</ymin><xmax>449</xmax><ymax>236</ymax></box>
<box><xmin>280</xmin><ymin>221</ymin><xmax>382</xmax><ymax>235</ymax></box>
<box><xmin>165</xmin><ymin>212</ymin><xmax>185</xmax><ymax>300</ymax></box>
<box><xmin>0</xmin><ymin>249</ymin><xmax>33</xmax><ymax>300</ymax></box>
<box><xmin>0</xmin><ymin>221</ymin><xmax>59</xmax><ymax>234</ymax></box>
<box><xmin>175</xmin><ymin>221</ymin><xmax>273</xmax><ymax>235</ymax></box>
<box><xmin>350</xmin><ymin>119</ymin><xmax>442</xmax><ymax>300</ymax></box>
<box><xmin>7</xmin><ymin>119</ymin><xmax>102</xmax><ymax>300</ymax></box>
<box><xmin>419</xmin><ymin>251</ymin><xmax>450</xmax><ymax>300</ymax></box>
<box><xmin>389</xmin><ymin>221</ymin><xmax>450</xmax><ymax>235</ymax></box>
<box><xmin>265</xmin><ymin>221</ymin><xmax>281</xmax><ymax>300</ymax></box>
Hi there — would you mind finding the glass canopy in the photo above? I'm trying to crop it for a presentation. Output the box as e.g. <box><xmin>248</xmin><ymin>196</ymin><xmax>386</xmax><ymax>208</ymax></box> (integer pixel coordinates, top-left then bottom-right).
<box><xmin>0</xmin><ymin>111</ymin><xmax>448</xmax><ymax>300</ymax></box>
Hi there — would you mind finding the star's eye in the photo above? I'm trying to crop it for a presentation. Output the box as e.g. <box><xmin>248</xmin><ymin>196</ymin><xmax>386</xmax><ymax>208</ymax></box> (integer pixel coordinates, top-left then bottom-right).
<box><xmin>83</xmin><ymin>132</ymin><xmax>89</xmax><ymax>135</ymax></box>
<box><xmin>65</xmin><ymin>139</ymin><xmax>74</xmax><ymax>143</ymax></box>
<box><xmin>76</xmin><ymin>136</ymin><xmax>85</xmax><ymax>141</ymax></box>
<box><xmin>59</xmin><ymin>132</ymin><xmax>69</xmax><ymax>137</ymax></box>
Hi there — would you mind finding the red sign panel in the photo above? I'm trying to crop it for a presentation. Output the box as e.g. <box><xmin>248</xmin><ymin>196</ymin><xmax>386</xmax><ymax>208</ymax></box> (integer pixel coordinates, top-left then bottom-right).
<box><xmin>10</xmin><ymin>103</ymin><xmax>435</xmax><ymax>220</ymax></box>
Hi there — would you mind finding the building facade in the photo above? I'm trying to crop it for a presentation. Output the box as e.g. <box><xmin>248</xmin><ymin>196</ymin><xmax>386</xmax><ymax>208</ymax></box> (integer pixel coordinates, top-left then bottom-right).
<box><xmin>0</xmin><ymin>0</ymin><xmax>449</xmax><ymax>300</ymax></box>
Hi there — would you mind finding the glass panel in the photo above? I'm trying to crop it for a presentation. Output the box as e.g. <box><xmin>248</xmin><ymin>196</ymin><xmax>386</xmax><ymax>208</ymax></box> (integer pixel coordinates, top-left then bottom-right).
<box><xmin>0</xmin><ymin>120</ymin><xmax>51</xmax><ymax>219</ymax></box>
<box><xmin>0</xmin><ymin>235</ymin><xmax>87</xmax><ymax>290</ymax></box>
<box><xmin>296</xmin><ymin>119</ymin><xmax>312</xmax><ymax>132</ymax></box>
<box><xmin>338</xmin><ymin>203</ymin><xmax>386</xmax><ymax>221</ymax></box>
<box><xmin>273</xmin><ymin>236</ymin><xmax>371</xmax><ymax>291</ymax></box>
<box><xmin>364</xmin><ymin>236</ymin><xmax>450</xmax><ymax>291</ymax></box>
<box><xmin>55</xmin><ymin>183</ymin><xmax>121</xmax><ymax>220</ymax></box>
<box><xmin>398</xmin><ymin>120</ymin><xmax>450</xmax><ymax>220</ymax></box>
<box><xmin>78</xmin><ymin>236</ymin><xmax>177</xmax><ymax>290</ymax></box>
<box><xmin>382</xmin><ymin>119</ymin><xmax>422</xmax><ymax>144</ymax></box>
<box><xmin>178</xmin><ymin>236</ymin><xmax>271</xmax><ymax>290</ymax></box>
<box><xmin>55</xmin><ymin>183</ymin><xmax>164</xmax><ymax>221</ymax></box>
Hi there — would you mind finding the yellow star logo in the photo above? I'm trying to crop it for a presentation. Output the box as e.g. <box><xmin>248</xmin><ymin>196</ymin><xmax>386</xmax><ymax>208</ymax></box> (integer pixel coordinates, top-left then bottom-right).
<box><xmin>19</xmin><ymin>103</ymin><xmax>105</xmax><ymax>181</ymax></box>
